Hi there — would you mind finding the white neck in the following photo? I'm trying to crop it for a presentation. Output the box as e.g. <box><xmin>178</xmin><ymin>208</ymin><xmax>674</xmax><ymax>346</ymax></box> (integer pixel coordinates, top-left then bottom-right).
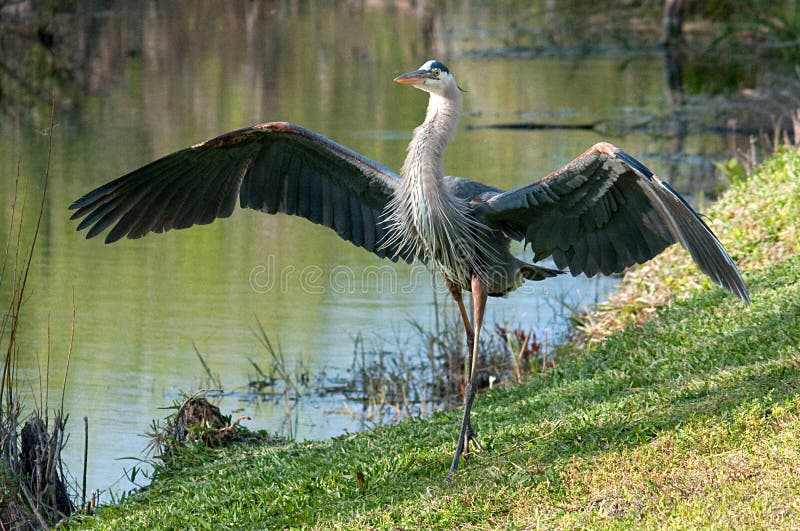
<box><xmin>400</xmin><ymin>90</ymin><xmax>462</xmax><ymax>186</ymax></box>
<box><xmin>382</xmin><ymin>86</ymin><xmax>488</xmax><ymax>285</ymax></box>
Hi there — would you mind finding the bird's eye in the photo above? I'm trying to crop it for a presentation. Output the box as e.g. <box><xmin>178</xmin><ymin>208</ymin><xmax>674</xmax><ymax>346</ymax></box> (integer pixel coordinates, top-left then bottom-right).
<box><xmin>432</xmin><ymin>68</ymin><xmax>441</xmax><ymax>77</ymax></box>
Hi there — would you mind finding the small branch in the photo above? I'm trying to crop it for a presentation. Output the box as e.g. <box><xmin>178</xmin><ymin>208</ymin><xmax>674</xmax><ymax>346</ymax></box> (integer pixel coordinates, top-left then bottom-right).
<box><xmin>82</xmin><ymin>416</ymin><xmax>88</xmax><ymax>509</ymax></box>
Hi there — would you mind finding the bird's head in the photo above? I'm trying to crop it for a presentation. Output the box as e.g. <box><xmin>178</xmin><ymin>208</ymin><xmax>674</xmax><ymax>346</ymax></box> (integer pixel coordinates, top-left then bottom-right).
<box><xmin>394</xmin><ymin>60</ymin><xmax>460</xmax><ymax>98</ymax></box>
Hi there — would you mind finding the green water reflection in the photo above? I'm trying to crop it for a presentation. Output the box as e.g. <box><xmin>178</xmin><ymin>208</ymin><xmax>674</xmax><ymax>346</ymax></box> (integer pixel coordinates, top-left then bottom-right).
<box><xmin>1</xmin><ymin>2</ymin><xmax>735</xmax><ymax>495</ymax></box>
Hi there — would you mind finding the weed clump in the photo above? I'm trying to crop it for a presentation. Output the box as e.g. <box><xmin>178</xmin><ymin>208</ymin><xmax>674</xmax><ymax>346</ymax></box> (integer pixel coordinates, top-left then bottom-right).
<box><xmin>145</xmin><ymin>394</ymin><xmax>275</xmax><ymax>465</ymax></box>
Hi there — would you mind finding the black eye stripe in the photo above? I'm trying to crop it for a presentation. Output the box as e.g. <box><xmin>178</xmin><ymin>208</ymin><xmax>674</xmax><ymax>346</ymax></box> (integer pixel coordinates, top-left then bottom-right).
<box><xmin>428</xmin><ymin>61</ymin><xmax>449</xmax><ymax>74</ymax></box>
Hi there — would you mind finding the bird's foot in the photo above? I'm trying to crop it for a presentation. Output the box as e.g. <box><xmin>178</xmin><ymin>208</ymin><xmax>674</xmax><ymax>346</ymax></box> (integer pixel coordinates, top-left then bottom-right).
<box><xmin>462</xmin><ymin>424</ymin><xmax>483</xmax><ymax>460</ymax></box>
<box><xmin>446</xmin><ymin>422</ymin><xmax>482</xmax><ymax>483</ymax></box>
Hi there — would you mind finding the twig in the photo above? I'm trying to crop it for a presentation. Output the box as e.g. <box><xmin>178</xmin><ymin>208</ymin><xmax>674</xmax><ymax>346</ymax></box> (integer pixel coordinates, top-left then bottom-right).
<box><xmin>45</xmin><ymin>314</ymin><xmax>51</xmax><ymax>426</ymax></box>
<box><xmin>3</xmin><ymin>98</ymin><xmax>53</xmax><ymax>405</ymax></box>
<box><xmin>15</xmin><ymin>480</ymin><xmax>49</xmax><ymax>529</ymax></box>
<box><xmin>61</xmin><ymin>288</ymin><xmax>77</xmax><ymax>415</ymax></box>
<box><xmin>515</xmin><ymin>330</ymin><xmax>530</xmax><ymax>383</ymax></box>
<box><xmin>82</xmin><ymin>416</ymin><xmax>88</xmax><ymax>509</ymax></box>
<box><xmin>0</xmin><ymin>162</ymin><xmax>19</xmax><ymax>294</ymax></box>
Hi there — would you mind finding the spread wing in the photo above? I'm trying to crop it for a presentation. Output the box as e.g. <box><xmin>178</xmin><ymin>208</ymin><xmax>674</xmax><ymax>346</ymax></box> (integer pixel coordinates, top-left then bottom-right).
<box><xmin>483</xmin><ymin>142</ymin><xmax>749</xmax><ymax>303</ymax></box>
<box><xmin>69</xmin><ymin>122</ymin><xmax>412</xmax><ymax>262</ymax></box>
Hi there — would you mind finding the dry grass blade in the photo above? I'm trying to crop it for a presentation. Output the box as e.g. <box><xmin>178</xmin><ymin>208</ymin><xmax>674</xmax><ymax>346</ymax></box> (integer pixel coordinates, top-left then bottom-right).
<box><xmin>252</xmin><ymin>319</ymin><xmax>298</xmax><ymax>440</ymax></box>
<box><xmin>1</xmin><ymin>100</ymin><xmax>77</xmax><ymax>528</ymax></box>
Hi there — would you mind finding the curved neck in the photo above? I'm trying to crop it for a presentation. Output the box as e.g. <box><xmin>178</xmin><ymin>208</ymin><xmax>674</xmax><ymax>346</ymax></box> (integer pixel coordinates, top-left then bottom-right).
<box><xmin>386</xmin><ymin>86</ymin><xmax>488</xmax><ymax>285</ymax></box>
<box><xmin>401</xmin><ymin>90</ymin><xmax>462</xmax><ymax>184</ymax></box>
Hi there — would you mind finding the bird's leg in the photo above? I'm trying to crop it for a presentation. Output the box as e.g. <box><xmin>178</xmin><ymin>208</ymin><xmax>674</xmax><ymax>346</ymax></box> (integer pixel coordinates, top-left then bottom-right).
<box><xmin>465</xmin><ymin>277</ymin><xmax>488</xmax><ymax>455</ymax></box>
<box><xmin>444</xmin><ymin>278</ymin><xmax>474</xmax><ymax>356</ymax></box>
<box><xmin>446</xmin><ymin>276</ymin><xmax>488</xmax><ymax>482</ymax></box>
<box><xmin>444</xmin><ymin>277</ymin><xmax>480</xmax><ymax>456</ymax></box>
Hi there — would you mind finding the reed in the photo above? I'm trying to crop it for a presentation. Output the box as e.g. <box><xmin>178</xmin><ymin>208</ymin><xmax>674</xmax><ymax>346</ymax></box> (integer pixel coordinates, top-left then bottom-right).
<box><xmin>0</xmin><ymin>103</ymin><xmax>78</xmax><ymax>528</ymax></box>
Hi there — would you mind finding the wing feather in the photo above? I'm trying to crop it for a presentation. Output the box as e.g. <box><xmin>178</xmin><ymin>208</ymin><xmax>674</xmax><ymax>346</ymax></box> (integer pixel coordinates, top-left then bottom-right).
<box><xmin>128</xmin><ymin>175</ymin><xmax>187</xmax><ymax>238</ymax></box>
<box><xmin>361</xmin><ymin>203</ymin><xmax>376</xmax><ymax>251</ymax></box>
<box><xmin>172</xmin><ymin>156</ymin><xmax>226</xmax><ymax>230</ymax></box>
<box><xmin>321</xmin><ymin>178</ymin><xmax>334</xmax><ymax>229</ymax></box>
<box><xmin>70</xmin><ymin>122</ymin><xmax>413</xmax><ymax>262</ymax></box>
<box><xmin>484</xmin><ymin>142</ymin><xmax>749</xmax><ymax>302</ymax></box>
<box><xmin>349</xmin><ymin>194</ymin><xmax>364</xmax><ymax>248</ymax></box>
<box><xmin>281</xmin><ymin>151</ymin><xmax>301</xmax><ymax>216</ymax></box>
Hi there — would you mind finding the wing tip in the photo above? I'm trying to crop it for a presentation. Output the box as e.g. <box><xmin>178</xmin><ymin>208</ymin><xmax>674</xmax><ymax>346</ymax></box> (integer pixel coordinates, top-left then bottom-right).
<box><xmin>612</xmin><ymin>148</ymin><xmax>654</xmax><ymax>179</ymax></box>
<box><xmin>726</xmin><ymin>276</ymin><xmax>751</xmax><ymax>305</ymax></box>
<box><xmin>69</xmin><ymin>193</ymin><xmax>99</xmax><ymax>211</ymax></box>
<box><xmin>739</xmin><ymin>289</ymin><xmax>752</xmax><ymax>305</ymax></box>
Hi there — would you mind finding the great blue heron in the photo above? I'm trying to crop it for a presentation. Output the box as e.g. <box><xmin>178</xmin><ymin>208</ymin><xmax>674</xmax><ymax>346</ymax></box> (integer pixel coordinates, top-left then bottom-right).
<box><xmin>70</xmin><ymin>60</ymin><xmax>749</xmax><ymax>481</ymax></box>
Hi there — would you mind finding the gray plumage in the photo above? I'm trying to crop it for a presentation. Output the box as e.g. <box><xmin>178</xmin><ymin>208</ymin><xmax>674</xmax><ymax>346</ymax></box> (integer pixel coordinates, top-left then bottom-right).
<box><xmin>70</xmin><ymin>60</ymin><xmax>750</xmax><ymax>479</ymax></box>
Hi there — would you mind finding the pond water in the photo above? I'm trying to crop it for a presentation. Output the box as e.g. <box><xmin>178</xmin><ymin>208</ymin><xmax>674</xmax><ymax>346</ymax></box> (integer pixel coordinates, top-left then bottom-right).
<box><xmin>1</xmin><ymin>2</ymin><xmax>744</xmax><ymax>497</ymax></box>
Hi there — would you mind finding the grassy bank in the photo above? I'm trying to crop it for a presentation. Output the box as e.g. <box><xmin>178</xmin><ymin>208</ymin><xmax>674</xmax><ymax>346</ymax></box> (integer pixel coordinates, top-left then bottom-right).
<box><xmin>68</xmin><ymin>149</ymin><xmax>800</xmax><ymax>529</ymax></box>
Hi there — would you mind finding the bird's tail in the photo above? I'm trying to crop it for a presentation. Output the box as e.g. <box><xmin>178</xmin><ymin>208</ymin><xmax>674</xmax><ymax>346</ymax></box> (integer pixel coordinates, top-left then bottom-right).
<box><xmin>520</xmin><ymin>262</ymin><xmax>564</xmax><ymax>281</ymax></box>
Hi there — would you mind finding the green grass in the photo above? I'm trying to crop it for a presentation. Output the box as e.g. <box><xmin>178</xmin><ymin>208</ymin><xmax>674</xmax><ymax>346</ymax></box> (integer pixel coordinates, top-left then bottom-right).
<box><xmin>67</xmin><ymin>149</ymin><xmax>800</xmax><ymax>529</ymax></box>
